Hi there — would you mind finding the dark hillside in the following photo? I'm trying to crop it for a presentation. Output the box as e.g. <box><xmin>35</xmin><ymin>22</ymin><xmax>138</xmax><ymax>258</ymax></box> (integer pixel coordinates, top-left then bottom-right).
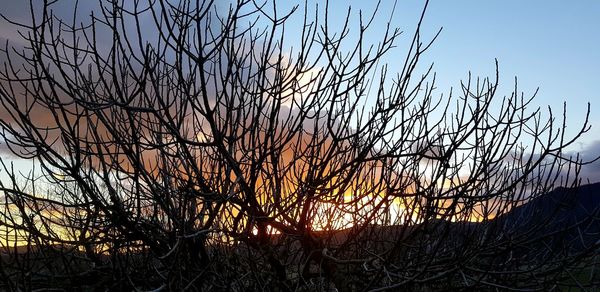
<box><xmin>495</xmin><ymin>182</ymin><xmax>600</xmax><ymax>254</ymax></box>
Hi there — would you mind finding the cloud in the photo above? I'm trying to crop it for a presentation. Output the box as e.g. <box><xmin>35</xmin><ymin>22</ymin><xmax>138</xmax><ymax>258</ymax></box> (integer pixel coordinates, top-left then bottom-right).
<box><xmin>574</xmin><ymin>140</ymin><xmax>600</xmax><ymax>183</ymax></box>
<box><xmin>0</xmin><ymin>139</ymin><xmax>10</xmax><ymax>156</ymax></box>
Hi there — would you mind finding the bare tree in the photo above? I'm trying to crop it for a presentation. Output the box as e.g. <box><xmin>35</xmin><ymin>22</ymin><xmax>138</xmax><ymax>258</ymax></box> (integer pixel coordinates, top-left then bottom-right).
<box><xmin>0</xmin><ymin>0</ymin><xmax>598</xmax><ymax>290</ymax></box>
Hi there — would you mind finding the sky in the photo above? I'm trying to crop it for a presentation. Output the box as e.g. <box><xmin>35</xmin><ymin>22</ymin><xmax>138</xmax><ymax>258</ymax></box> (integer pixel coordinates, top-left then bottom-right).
<box><xmin>0</xmin><ymin>0</ymin><xmax>599</xmax><ymax>181</ymax></box>
<box><xmin>314</xmin><ymin>0</ymin><xmax>600</xmax><ymax>145</ymax></box>
<box><xmin>265</xmin><ymin>0</ymin><xmax>600</xmax><ymax>181</ymax></box>
<box><xmin>405</xmin><ymin>0</ymin><xmax>600</xmax><ymax>148</ymax></box>
<box><xmin>416</xmin><ymin>0</ymin><xmax>600</xmax><ymax>181</ymax></box>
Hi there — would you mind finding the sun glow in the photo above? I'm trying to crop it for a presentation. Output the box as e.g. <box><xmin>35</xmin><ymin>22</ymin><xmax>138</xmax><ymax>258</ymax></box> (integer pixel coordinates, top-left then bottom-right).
<box><xmin>307</xmin><ymin>181</ymin><xmax>500</xmax><ymax>232</ymax></box>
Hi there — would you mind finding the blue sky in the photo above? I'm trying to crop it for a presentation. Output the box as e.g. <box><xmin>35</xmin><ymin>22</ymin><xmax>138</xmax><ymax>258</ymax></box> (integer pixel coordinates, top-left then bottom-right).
<box><xmin>414</xmin><ymin>0</ymin><xmax>600</xmax><ymax>147</ymax></box>
<box><xmin>314</xmin><ymin>0</ymin><xmax>600</xmax><ymax>182</ymax></box>
<box><xmin>314</xmin><ymin>0</ymin><xmax>600</xmax><ymax>146</ymax></box>
<box><xmin>272</xmin><ymin>0</ymin><xmax>599</xmax><ymax>147</ymax></box>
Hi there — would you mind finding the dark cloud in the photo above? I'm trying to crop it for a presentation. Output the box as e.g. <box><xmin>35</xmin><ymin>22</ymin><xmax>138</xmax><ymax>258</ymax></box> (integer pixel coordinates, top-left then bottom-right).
<box><xmin>0</xmin><ymin>139</ymin><xmax>9</xmax><ymax>156</ymax></box>
<box><xmin>574</xmin><ymin>140</ymin><xmax>600</xmax><ymax>183</ymax></box>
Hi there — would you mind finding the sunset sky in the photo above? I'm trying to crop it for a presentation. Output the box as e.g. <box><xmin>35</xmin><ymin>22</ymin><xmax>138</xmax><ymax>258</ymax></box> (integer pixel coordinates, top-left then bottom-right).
<box><xmin>0</xmin><ymin>0</ymin><xmax>599</xmax><ymax>181</ymax></box>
